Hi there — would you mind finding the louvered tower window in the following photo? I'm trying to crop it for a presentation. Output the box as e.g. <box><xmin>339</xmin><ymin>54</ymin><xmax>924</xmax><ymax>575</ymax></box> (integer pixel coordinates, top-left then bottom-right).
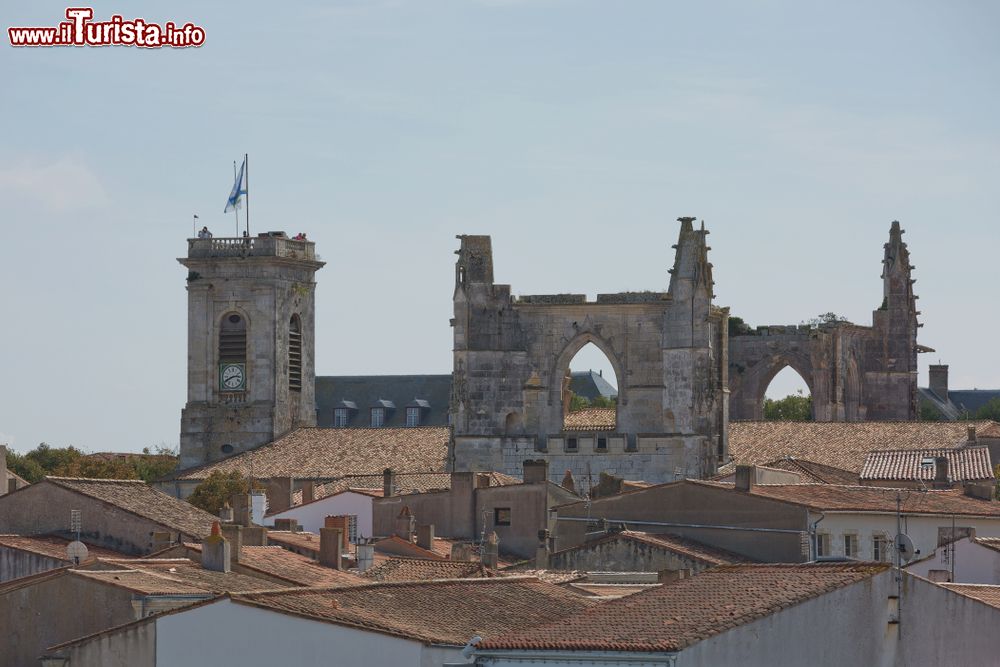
<box><xmin>288</xmin><ymin>314</ymin><xmax>303</xmax><ymax>392</ymax></box>
<box><xmin>219</xmin><ymin>313</ymin><xmax>247</xmax><ymax>364</ymax></box>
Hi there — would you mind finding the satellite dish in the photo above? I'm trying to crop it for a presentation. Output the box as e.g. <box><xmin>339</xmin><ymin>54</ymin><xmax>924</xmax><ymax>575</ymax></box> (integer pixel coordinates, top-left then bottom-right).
<box><xmin>66</xmin><ymin>540</ymin><xmax>89</xmax><ymax>565</ymax></box>
<box><xmin>895</xmin><ymin>533</ymin><xmax>915</xmax><ymax>563</ymax></box>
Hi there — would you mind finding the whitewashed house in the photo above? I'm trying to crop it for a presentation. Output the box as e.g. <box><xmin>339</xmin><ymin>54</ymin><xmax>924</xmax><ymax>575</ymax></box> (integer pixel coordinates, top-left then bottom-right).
<box><xmin>907</xmin><ymin>536</ymin><xmax>1000</xmax><ymax>584</ymax></box>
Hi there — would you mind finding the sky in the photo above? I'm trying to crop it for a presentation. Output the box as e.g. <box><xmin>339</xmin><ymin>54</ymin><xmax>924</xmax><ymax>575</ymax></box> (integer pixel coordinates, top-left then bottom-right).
<box><xmin>1</xmin><ymin>1</ymin><xmax>998</xmax><ymax>453</ymax></box>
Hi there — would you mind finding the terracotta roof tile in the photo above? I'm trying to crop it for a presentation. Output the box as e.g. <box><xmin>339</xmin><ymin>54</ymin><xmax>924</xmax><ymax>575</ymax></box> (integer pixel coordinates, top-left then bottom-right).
<box><xmin>266</xmin><ymin>531</ymin><xmax>321</xmax><ymax>555</ymax></box>
<box><xmin>287</xmin><ymin>471</ymin><xmax>521</xmax><ymax>510</ymax></box>
<box><xmin>563</xmin><ymin>408</ymin><xmax>616</xmax><ymax>432</ymax></box>
<box><xmin>181</xmin><ymin>542</ymin><xmax>363</xmax><ymax>588</ymax></box>
<box><xmin>479</xmin><ymin>563</ymin><xmax>890</xmax><ymax>652</ymax></box>
<box><xmin>567</xmin><ymin>583</ymin><xmax>660</xmax><ymax>599</ymax></box>
<box><xmin>72</xmin><ymin>560</ymin><xmax>287</xmax><ymax>595</ymax></box>
<box><xmin>694</xmin><ymin>480</ymin><xmax>1000</xmax><ymax>516</ymax></box>
<box><xmin>0</xmin><ymin>535</ymin><xmax>133</xmax><ymax>562</ymax></box>
<box><xmin>729</xmin><ymin>421</ymin><xmax>998</xmax><ymax>473</ymax></box>
<box><xmin>940</xmin><ymin>583</ymin><xmax>1000</xmax><ymax>609</ymax></box>
<box><xmin>362</xmin><ymin>557</ymin><xmax>494</xmax><ymax>582</ymax></box>
<box><xmin>974</xmin><ymin>537</ymin><xmax>1000</xmax><ymax>554</ymax></box>
<box><xmin>718</xmin><ymin>458</ymin><xmax>859</xmax><ymax>485</ymax></box>
<box><xmin>595</xmin><ymin>531</ymin><xmax>754</xmax><ymax>566</ymax></box>
<box><xmin>860</xmin><ymin>447</ymin><xmax>994</xmax><ymax>482</ymax></box>
<box><xmin>174</xmin><ymin>427</ymin><xmax>450</xmax><ymax>481</ymax></box>
<box><xmin>235</xmin><ymin>577</ymin><xmax>596</xmax><ymax>645</ymax></box>
<box><xmin>44</xmin><ymin>477</ymin><xmax>216</xmax><ymax>538</ymax></box>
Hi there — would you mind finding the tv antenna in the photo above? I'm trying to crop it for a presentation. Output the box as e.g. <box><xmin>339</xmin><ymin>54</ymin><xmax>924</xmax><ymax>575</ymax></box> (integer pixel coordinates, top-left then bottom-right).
<box><xmin>67</xmin><ymin>509</ymin><xmax>88</xmax><ymax>565</ymax></box>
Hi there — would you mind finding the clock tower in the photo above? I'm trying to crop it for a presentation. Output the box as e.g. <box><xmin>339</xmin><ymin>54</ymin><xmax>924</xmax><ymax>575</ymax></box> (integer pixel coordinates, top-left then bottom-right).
<box><xmin>178</xmin><ymin>233</ymin><xmax>324</xmax><ymax>469</ymax></box>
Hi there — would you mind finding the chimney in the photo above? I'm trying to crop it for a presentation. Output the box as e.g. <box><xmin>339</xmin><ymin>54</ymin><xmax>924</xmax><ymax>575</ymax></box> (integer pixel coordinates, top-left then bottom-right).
<box><xmin>417</xmin><ymin>524</ymin><xmax>435</xmax><ymax>551</ymax></box>
<box><xmin>734</xmin><ymin>465</ymin><xmax>756</xmax><ymax>492</ymax></box>
<box><xmin>301</xmin><ymin>480</ymin><xmax>316</xmax><ymax>504</ymax></box>
<box><xmin>319</xmin><ymin>527</ymin><xmax>343</xmax><ymax>570</ymax></box>
<box><xmin>232</xmin><ymin>493</ymin><xmax>252</xmax><ymax>526</ymax></box>
<box><xmin>929</xmin><ymin>364</ymin><xmax>949</xmax><ymax>401</ymax></box>
<box><xmin>242</xmin><ymin>525</ymin><xmax>267</xmax><ymax>546</ymax></box>
<box><xmin>535</xmin><ymin>529</ymin><xmax>550</xmax><ymax>569</ymax></box>
<box><xmin>0</xmin><ymin>444</ymin><xmax>7</xmax><ymax>497</ymax></box>
<box><xmin>383</xmin><ymin>468</ymin><xmax>396</xmax><ymax>497</ymax></box>
<box><xmin>968</xmin><ymin>426</ymin><xmax>977</xmax><ymax>444</ymax></box>
<box><xmin>265</xmin><ymin>477</ymin><xmax>294</xmax><ymax>514</ymax></box>
<box><xmin>523</xmin><ymin>459</ymin><xmax>549</xmax><ymax>485</ymax></box>
<box><xmin>451</xmin><ymin>543</ymin><xmax>473</xmax><ymax>561</ymax></box>
<box><xmin>273</xmin><ymin>517</ymin><xmax>299</xmax><ymax>532</ymax></box>
<box><xmin>201</xmin><ymin>522</ymin><xmax>231</xmax><ymax>573</ymax></box>
<box><xmin>482</xmin><ymin>531</ymin><xmax>499</xmax><ymax>568</ymax></box>
<box><xmin>219</xmin><ymin>503</ymin><xmax>234</xmax><ymax>523</ymax></box>
<box><xmin>220</xmin><ymin>524</ymin><xmax>243</xmax><ymax>565</ymax></box>
<box><xmin>933</xmin><ymin>456</ymin><xmax>950</xmax><ymax>489</ymax></box>
<box><xmin>356</xmin><ymin>543</ymin><xmax>375</xmax><ymax>573</ymax></box>
<box><xmin>324</xmin><ymin>516</ymin><xmax>351</xmax><ymax>549</ymax></box>
<box><xmin>395</xmin><ymin>507</ymin><xmax>415</xmax><ymax>541</ymax></box>
<box><xmin>964</xmin><ymin>482</ymin><xmax>994</xmax><ymax>501</ymax></box>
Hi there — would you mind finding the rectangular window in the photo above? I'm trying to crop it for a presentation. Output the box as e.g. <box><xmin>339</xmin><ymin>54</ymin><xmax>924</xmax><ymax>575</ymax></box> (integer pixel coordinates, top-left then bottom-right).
<box><xmin>406</xmin><ymin>407</ymin><xmax>421</xmax><ymax>427</ymax></box>
<box><xmin>333</xmin><ymin>408</ymin><xmax>349</xmax><ymax>428</ymax></box>
<box><xmin>494</xmin><ymin>507</ymin><xmax>511</xmax><ymax>526</ymax></box>
<box><xmin>596</xmin><ymin>437</ymin><xmax>608</xmax><ymax>451</ymax></box>
<box><xmin>348</xmin><ymin>515</ymin><xmax>358</xmax><ymax>543</ymax></box>
<box><xmin>873</xmin><ymin>535</ymin><xmax>889</xmax><ymax>562</ymax></box>
<box><xmin>816</xmin><ymin>533</ymin><xmax>830</xmax><ymax>558</ymax></box>
<box><xmin>566</xmin><ymin>437</ymin><xmax>578</xmax><ymax>452</ymax></box>
<box><xmin>844</xmin><ymin>534</ymin><xmax>859</xmax><ymax>558</ymax></box>
<box><xmin>371</xmin><ymin>407</ymin><xmax>385</xmax><ymax>427</ymax></box>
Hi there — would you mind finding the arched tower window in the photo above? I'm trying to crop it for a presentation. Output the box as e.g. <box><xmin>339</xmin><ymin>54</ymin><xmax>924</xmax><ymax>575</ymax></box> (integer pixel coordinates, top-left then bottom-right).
<box><xmin>219</xmin><ymin>313</ymin><xmax>247</xmax><ymax>364</ymax></box>
<box><xmin>288</xmin><ymin>314</ymin><xmax>302</xmax><ymax>393</ymax></box>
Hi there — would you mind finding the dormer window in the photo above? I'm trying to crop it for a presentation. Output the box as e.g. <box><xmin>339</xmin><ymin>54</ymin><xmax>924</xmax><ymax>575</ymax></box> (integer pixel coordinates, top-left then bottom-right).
<box><xmin>405</xmin><ymin>399</ymin><xmax>430</xmax><ymax>427</ymax></box>
<box><xmin>370</xmin><ymin>399</ymin><xmax>395</xmax><ymax>427</ymax></box>
<box><xmin>371</xmin><ymin>407</ymin><xmax>385</xmax><ymax>427</ymax></box>
<box><xmin>334</xmin><ymin>408</ymin><xmax>349</xmax><ymax>428</ymax></box>
<box><xmin>406</xmin><ymin>407</ymin><xmax>420</xmax><ymax>427</ymax></box>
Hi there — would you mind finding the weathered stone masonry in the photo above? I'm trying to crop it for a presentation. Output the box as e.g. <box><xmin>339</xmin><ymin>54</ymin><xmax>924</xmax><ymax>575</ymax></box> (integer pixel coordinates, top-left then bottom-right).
<box><xmin>450</xmin><ymin>218</ymin><xmax>729</xmax><ymax>488</ymax></box>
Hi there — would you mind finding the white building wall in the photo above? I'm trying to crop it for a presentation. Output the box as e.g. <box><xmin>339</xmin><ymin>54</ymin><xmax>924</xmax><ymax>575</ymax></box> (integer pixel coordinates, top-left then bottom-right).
<box><xmin>267</xmin><ymin>491</ymin><xmax>374</xmax><ymax>537</ymax></box>
<box><xmin>813</xmin><ymin>512</ymin><xmax>1000</xmax><ymax>563</ymax></box>
<box><xmin>155</xmin><ymin>598</ymin><xmax>461</xmax><ymax>666</ymax></box>
<box><xmin>906</xmin><ymin>538</ymin><xmax>1000</xmax><ymax>584</ymax></box>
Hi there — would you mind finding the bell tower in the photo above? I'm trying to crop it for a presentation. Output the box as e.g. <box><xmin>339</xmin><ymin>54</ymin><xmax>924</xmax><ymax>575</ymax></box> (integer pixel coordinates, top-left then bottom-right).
<box><xmin>178</xmin><ymin>234</ymin><xmax>324</xmax><ymax>469</ymax></box>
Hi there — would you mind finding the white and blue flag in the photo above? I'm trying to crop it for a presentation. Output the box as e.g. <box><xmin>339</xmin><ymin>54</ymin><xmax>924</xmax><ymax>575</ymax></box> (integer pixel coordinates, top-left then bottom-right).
<box><xmin>224</xmin><ymin>156</ymin><xmax>247</xmax><ymax>213</ymax></box>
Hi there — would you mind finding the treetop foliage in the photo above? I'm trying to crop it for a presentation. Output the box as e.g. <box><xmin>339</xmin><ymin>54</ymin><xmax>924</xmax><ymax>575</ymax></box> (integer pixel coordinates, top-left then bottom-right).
<box><xmin>5</xmin><ymin>443</ymin><xmax>178</xmax><ymax>484</ymax></box>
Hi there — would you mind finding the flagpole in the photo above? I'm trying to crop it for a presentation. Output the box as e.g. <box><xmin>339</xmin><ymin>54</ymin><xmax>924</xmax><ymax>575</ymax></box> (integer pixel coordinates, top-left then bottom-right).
<box><xmin>245</xmin><ymin>153</ymin><xmax>250</xmax><ymax>238</ymax></box>
<box><xmin>233</xmin><ymin>160</ymin><xmax>240</xmax><ymax>236</ymax></box>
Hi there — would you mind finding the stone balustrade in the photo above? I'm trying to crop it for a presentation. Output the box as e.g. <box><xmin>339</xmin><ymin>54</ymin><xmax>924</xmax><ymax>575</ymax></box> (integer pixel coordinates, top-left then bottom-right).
<box><xmin>187</xmin><ymin>235</ymin><xmax>316</xmax><ymax>261</ymax></box>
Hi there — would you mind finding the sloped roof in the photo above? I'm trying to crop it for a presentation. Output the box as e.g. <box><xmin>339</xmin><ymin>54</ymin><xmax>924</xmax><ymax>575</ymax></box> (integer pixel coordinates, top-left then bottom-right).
<box><xmin>234</xmin><ymin>577</ymin><xmax>596</xmax><ymax>645</ymax></box>
<box><xmin>361</xmin><ymin>557</ymin><xmax>493</xmax><ymax>582</ymax></box>
<box><xmin>315</xmin><ymin>375</ymin><xmax>452</xmax><ymax>428</ymax></box>
<box><xmin>43</xmin><ymin>477</ymin><xmax>216</xmax><ymax>537</ymax></box>
<box><xmin>479</xmin><ymin>563</ymin><xmax>890</xmax><ymax>652</ymax></box>
<box><xmin>558</xmin><ymin>531</ymin><xmax>752</xmax><ymax>567</ymax></box>
<box><xmin>286</xmin><ymin>471</ymin><xmax>522</xmax><ymax>510</ymax></box>
<box><xmin>940</xmin><ymin>583</ymin><xmax>1000</xmax><ymax>609</ymax></box>
<box><xmin>693</xmin><ymin>480</ymin><xmax>1000</xmax><ymax>517</ymax></box>
<box><xmin>722</xmin><ymin>458</ymin><xmax>860</xmax><ymax>485</ymax></box>
<box><xmin>71</xmin><ymin>560</ymin><xmax>288</xmax><ymax>595</ymax></box>
<box><xmin>181</xmin><ymin>542</ymin><xmax>363</xmax><ymax>588</ymax></box>
<box><xmin>173</xmin><ymin>427</ymin><xmax>450</xmax><ymax>481</ymax></box>
<box><xmin>0</xmin><ymin>534</ymin><xmax>133</xmax><ymax>562</ymax></box>
<box><xmin>570</xmin><ymin>370</ymin><xmax>618</xmax><ymax>401</ymax></box>
<box><xmin>563</xmin><ymin>408</ymin><xmax>616</xmax><ymax>431</ymax></box>
<box><xmin>729</xmin><ymin>421</ymin><xmax>998</xmax><ymax>473</ymax></box>
<box><xmin>860</xmin><ymin>447</ymin><xmax>994</xmax><ymax>482</ymax></box>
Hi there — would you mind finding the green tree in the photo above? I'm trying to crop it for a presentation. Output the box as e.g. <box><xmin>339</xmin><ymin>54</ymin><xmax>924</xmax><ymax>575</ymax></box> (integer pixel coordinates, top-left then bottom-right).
<box><xmin>975</xmin><ymin>398</ymin><xmax>1000</xmax><ymax>422</ymax></box>
<box><xmin>919</xmin><ymin>399</ymin><xmax>944</xmax><ymax>422</ymax></box>
<box><xmin>187</xmin><ymin>470</ymin><xmax>254</xmax><ymax>515</ymax></box>
<box><xmin>763</xmin><ymin>391</ymin><xmax>813</xmax><ymax>421</ymax></box>
<box><xmin>728</xmin><ymin>316</ymin><xmax>754</xmax><ymax>337</ymax></box>
<box><xmin>805</xmin><ymin>312</ymin><xmax>850</xmax><ymax>328</ymax></box>
<box><xmin>134</xmin><ymin>445</ymin><xmax>180</xmax><ymax>482</ymax></box>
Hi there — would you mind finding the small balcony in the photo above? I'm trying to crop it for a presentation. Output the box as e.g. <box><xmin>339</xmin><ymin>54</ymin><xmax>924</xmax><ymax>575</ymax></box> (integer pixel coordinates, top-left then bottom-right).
<box><xmin>187</xmin><ymin>233</ymin><xmax>316</xmax><ymax>261</ymax></box>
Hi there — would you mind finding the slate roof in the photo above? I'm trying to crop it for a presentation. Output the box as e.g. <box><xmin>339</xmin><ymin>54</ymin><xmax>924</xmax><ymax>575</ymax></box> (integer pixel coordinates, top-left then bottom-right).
<box><xmin>361</xmin><ymin>557</ymin><xmax>494</xmax><ymax>582</ymax></box>
<box><xmin>921</xmin><ymin>386</ymin><xmax>1000</xmax><ymax>420</ymax></box>
<box><xmin>0</xmin><ymin>535</ymin><xmax>132</xmax><ymax>562</ymax></box>
<box><xmin>315</xmin><ymin>374</ymin><xmax>452</xmax><ymax>428</ymax></box>
<box><xmin>43</xmin><ymin>477</ymin><xmax>216</xmax><ymax>538</ymax></box>
<box><xmin>564</xmin><ymin>408</ymin><xmax>616</xmax><ymax>431</ymax></box>
<box><xmin>173</xmin><ymin>427</ymin><xmax>450</xmax><ymax>481</ymax></box>
<box><xmin>718</xmin><ymin>457</ymin><xmax>859</xmax><ymax>485</ymax></box>
<box><xmin>560</xmin><ymin>531</ymin><xmax>752</xmax><ymax>567</ymax></box>
<box><xmin>181</xmin><ymin>543</ymin><xmax>363</xmax><ymax>588</ymax></box>
<box><xmin>939</xmin><ymin>583</ymin><xmax>1000</xmax><ymax>609</ymax></box>
<box><xmin>570</xmin><ymin>370</ymin><xmax>618</xmax><ymax>401</ymax></box>
<box><xmin>693</xmin><ymin>480</ymin><xmax>1000</xmax><ymax>517</ymax></box>
<box><xmin>234</xmin><ymin>577</ymin><xmax>597</xmax><ymax>646</ymax></box>
<box><xmin>728</xmin><ymin>421</ymin><xmax>998</xmax><ymax>473</ymax></box>
<box><xmin>860</xmin><ymin>447</ymin><xmax>994</xmax><ymax>483</ymax></box>
<box><xmin>479</xmin><ymin>563</ymin><xmax>890</xmax><ymax>652</ymax></box>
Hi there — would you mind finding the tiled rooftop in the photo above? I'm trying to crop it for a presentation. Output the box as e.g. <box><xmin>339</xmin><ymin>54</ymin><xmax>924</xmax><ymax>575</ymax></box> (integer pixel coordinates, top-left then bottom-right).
<box><xmin>479</xmin><ymin>563</ymin><xmax>890</xmax><ymax>652</ymax></box>
<box><xmin>181</xmin><ymin>542</ymin><xmax>363</xmax><ymax>588</ymax></box>
<box><xmin>695</xmin><ymin>480</ymin><xmax>1000</xmax><ymax>516</ymax></box>
<box><xmin>563</xmin><ymin>408</ymin><xmax>616</xmax><ymax>432</ymax></box>
<box><xmin>718</xmin><ymin>457</ymin><xmax>859</xmax><ymax>485</ymax></box>
<box><xmin>0</xmin><ymin>534</ymin><xmax>133</xmax><ymax>562</ymax></box>
<box><xmin>286</xmin><ymin>471</ymin><xmax>521</xmax><ymax>510</ymax></box>
<box><xmin>361</xmin><ymin>557</ymin><xmax>494</xmax><ymax>582</ymax></box>
<box><xmin>72</xmin><ymin>559</ymin><xmax>288</xmax><ymax>595</ymax></box>
<box><xmin>588</xmin><ymin>531</ymin><xmax>754</xmax><ymax>566</ymax></box>
<box><xmin>234</xmin><ymin>577</ymin><xmax>597</xmax><ymax>645</ymax></box>
<box><xmin>940</xmin><ymin>583</ymin><xmax>1000</xmax><ymax>609</ymax></box>
<box><xmin>173</xmin><ymin>427</ymin><xmax>450</xmax><ymax>481</ymax></box>
<box><xmin>729</xmin><ymin>421</ymin><xmax>999</xmax><ymax>473</ymax></box>
<box><xmin>266</xmin><ymin>531</ymin><xmax>321</xmax><ymax>555</ymax></box>
<box><xmin>44</xmin><ymin>477</ymin><xmax>216</xmax><ymax>538</ymax></box>
<box><xmin>860</xmin><ymin>447</ymin><xmax>994</xmax><ymax>482</ymax></box>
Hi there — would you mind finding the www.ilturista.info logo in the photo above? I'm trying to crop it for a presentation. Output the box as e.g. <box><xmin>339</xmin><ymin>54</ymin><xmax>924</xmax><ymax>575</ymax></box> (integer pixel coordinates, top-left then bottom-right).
<box><xmin>8</xmin><ymin>8</ymin><xmax>205</xmax><ymax>48</ymax></box>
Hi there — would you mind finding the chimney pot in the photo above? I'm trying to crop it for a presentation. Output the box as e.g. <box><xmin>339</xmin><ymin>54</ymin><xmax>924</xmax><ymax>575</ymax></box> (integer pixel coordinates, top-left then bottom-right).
<box><xmin>320</xmin><ymin>527</ymin><xmax>343</xmax><ymax>570</ymax></box>
<box><xmin>201</xmin><ymin>523</ymin><xmax>231</xmax><ymax>573</ymax></box>
<box><xmin>324</xmin><ymin>516</ymin><xmax>351</xmax><ymax>549</ymax></box>
<box><xmin>356</xmin><ymin>543</ymin><xmax>375</xmax><ymax>573</ymax></box>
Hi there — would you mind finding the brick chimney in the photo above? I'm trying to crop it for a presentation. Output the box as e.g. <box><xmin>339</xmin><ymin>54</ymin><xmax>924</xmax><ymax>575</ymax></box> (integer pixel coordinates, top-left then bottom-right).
<box><xmin>319</xmin><ymin>527</ymin><xmax>343</xmax><ymax>570</ymax></box>
<box><xmin>523</xmin><ymin>459</ymin><xmax>549</xmax><ymax>485</ymax></box>
<box><xmin>301</xmin><ymin>480</ymin><xmax>316</xmax><ymax>504</ymax></box>
<box><xmin>383</xmin><ymin>468</ymin><xmax>396</xmax><ymax>497</ymax></box>
<box><xmin>395</xmin><ymin>507</ymin><xmax>415</xmax><ymax>541</ymax></box>
<box><xmin>0</xmin><ymin>444</ymin><xmax>7</xmax><ymax>497</ymax></box>
<box><xmin>482</xmin><ymin>531</ymin><xmax>499</xmax><ymax>568</ymax></box>
<box><xmin>933</xmin><ymin>456</ymin><xmax>950</xmax><ymax>489</ymax></box>
<box><xmin>735</xmin><ymin>465</ymin><xmax>756</xmax><ymax>492</ymax></box>
<box><xmin>220</xmin><ymin>523</ymin><xmax>243</xmax><ymax>566</ymax></box>
<box><xmin>202</xmin><ymin>522</ymin><xmax>231</xmax><ymax>573</ymax></box>
<box><xmin>929</xmin><ymin>364</ymin><xmax>949</xmax><ymax>401</ymax></box>
<box><xmin>417</xmin><ymin>524</ymin><xmax>435</xmax><ymax>551</ymax></box>
<box><xmin>324</xmin><ymin>515</ymin><xmax>351</xmax><ymax>549</ymax></box>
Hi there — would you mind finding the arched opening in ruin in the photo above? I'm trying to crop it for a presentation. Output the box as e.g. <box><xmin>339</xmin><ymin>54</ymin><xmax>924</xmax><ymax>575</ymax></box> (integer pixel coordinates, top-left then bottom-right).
<box><xmin>762</xmin><ymin>365</ymin><xmax>813</xmax><ymax>421</ymax></box>
<box><xmin>562</xmin><ymin>342</ymin><xmax>619</xmax><ymax>431</ymax></box>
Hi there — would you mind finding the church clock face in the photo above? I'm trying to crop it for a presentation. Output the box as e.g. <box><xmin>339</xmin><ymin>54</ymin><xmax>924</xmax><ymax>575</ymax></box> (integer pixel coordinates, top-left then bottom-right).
<box><xmin>220</xmin><ymin>363</ymin><xmax>246</xmax><ymax>391</ymax></box>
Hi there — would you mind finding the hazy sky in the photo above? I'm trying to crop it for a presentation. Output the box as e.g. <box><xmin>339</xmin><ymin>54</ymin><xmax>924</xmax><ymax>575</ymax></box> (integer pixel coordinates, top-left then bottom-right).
<box><xmin>2</xmin><ymin>1</ymin><xmax>998</xmax><ymax>453</ymax></box>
